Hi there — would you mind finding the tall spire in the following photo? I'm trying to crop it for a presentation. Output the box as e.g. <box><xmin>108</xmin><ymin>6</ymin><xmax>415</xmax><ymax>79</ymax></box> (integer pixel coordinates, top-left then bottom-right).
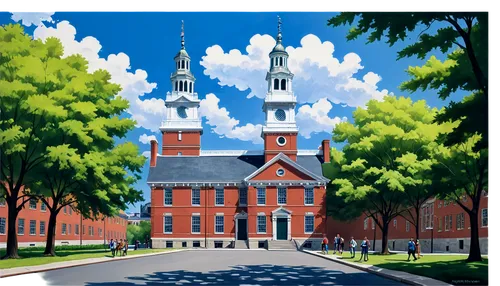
<box><xmin>181</xmin><ymin>20</ymin><xmax>185</xmax><ymax>49</ymax></box>
<box><xmin>277</xmin><ymin>15</ymin><xmax>282</xmax><ymax>43</ymax></box>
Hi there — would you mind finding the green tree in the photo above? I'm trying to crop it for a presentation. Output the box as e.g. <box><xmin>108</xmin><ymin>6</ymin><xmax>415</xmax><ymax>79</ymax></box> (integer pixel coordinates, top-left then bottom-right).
<box><xmin>328</xmin><ymin>96</ymin><xmax>452</xmax><ymax>254</ymax></box>
<box><xmin>328</xmin><ymin>12</ymin><xmax>487</xmax><ymax>262</ymax></box>
<box><xmin>127</xmin><ymin>221</ymin><xmax>151</xmax><ymax>244</ymax></box>
<box><xmin>0</xmin><ymin>24</ymin><xmax>64</xmax><ymax>259</ymax></box>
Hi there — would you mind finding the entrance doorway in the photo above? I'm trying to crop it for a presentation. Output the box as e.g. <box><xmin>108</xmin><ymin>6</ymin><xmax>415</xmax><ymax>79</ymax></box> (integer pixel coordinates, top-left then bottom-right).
<box><xmin>276</xmin><ymin>218</ymin><xmax>288</xmax><ymax>240</ymax></box>
<box><xmin>237</xmin><ymin>219</ymin><xmax>248</xmax><ymax>240</ymax></box>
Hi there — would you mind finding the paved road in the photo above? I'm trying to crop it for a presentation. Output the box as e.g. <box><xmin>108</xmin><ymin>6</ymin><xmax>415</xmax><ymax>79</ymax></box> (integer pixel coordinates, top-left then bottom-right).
<box><xmin>3</xmin><ymin>250</ymin><xmax>406</xmax><ymax>285</ymax></box>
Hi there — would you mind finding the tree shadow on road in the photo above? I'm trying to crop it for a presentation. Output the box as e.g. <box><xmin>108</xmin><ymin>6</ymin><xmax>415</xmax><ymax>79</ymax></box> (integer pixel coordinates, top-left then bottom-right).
<box><xmin>85</xmin><ymin>264</ymin><xmax>403</xmax><ymax>285</ymax></box>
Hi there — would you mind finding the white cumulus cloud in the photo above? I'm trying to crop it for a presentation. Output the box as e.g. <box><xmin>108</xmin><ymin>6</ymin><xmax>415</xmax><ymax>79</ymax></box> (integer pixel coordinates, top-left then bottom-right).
<box><xmin>201</xmin><ymin>34</ymin><xmax>390</xmax><ymax>107</ymax></box>
<box><xmin>142</xmin><ymin>151</ymin><xmax>151</xmax><ymax>158</ymax></box>
<box><xmin>139</xmin><ymin>134</ymin><xmax>157</xmax><ymax>144</ymax></box>
<box><xmin>199</xmin><ymin>93</ymin><xmax>263</xmax><ymax>144</ymax></box>
<box><xmin>32</xmin><ymin>20</ymin><xmax>162</xmax><ymax>132</ymax></box>
<box><xmin>296</xmin><ymin>98</ymin><xmax>347</xmax><ymax>139</ymax></box>
<box><xmin>11</xmin><ymin>12</ymin><xmax>55</xmax><ymax>27</ymax></box>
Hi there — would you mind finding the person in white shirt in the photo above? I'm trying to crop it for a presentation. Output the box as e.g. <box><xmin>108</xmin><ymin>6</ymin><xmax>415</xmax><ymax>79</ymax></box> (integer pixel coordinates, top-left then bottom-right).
<box><xmin>349</xmin><ymin>237</ymin><xmax>357</xmax><ymax>258</ymax></box>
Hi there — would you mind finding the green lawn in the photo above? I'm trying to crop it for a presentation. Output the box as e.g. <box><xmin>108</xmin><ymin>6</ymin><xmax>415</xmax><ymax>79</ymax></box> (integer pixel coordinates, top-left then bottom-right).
<box><xmin>327</xmin><ymin>252</ymin><xmax>488</xmax><ymax>285</ymax></box>
<box><xmin>0</xmin><ymin>248</ymin><xmax>173</xmax><ymax>269</ymax></box>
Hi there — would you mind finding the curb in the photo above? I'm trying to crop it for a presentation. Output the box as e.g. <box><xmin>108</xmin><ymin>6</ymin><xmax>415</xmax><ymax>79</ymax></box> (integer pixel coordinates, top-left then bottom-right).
<box><xmin>302</xmin><ymin>250</ymin><xmax>452</xmax><ymax>286</ymax></box>
<box><xmin>0</xmin><ymin>249</ymin><xmax>188</xmax><ymax>278</ymax></box>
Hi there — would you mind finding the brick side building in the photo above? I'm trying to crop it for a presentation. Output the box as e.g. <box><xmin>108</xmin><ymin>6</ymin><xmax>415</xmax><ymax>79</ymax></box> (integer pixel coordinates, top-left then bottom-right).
<box><xmin>326</xmin><ymin>194</ymin><xmax>488</xmax><ymax>254</ymax></box>
<box><xmin>0</xmin><ymin>197</ymin><xmax>128</xmax><ymax>248</ymax></box>
<box><xmin>148</xmin><ymin>20</ymin><xmax>330</xmax><ymax>249</ymax></box>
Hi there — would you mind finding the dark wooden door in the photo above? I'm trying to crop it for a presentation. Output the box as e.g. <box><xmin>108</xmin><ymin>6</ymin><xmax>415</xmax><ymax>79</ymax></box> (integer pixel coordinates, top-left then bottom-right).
<box><xmin>237</xmin><ymin>219</ymin><xmax>247</xmax><ymax>240</ymax></box>
<box><xmin>277</xmin><ymin>218</ymin><xmax>288</xmax><ymax>240</ymax></box>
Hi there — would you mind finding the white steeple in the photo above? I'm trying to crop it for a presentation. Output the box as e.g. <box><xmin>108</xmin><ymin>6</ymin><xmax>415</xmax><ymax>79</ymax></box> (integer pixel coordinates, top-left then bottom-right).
<box><xmin>262</xmin><ymin>16</ymin><xmax>298</xmax><ymax>137</ymax></box>
<box><xmin>161</xmin><ymin>20</ymin><xmax>202</xmax><ymax>133</ymax></box>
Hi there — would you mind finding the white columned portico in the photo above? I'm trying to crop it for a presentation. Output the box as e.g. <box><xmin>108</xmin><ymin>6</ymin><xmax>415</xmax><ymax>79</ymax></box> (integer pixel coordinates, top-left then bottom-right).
<box><xmin>234</xmin><ymin>210</ymin><xmax>248</xmax><ymax>241</ymax></box>
<box><xmin>271</xmin><ymin>206</ymin><xmax>292</xmax><ymax>240</ymax></box>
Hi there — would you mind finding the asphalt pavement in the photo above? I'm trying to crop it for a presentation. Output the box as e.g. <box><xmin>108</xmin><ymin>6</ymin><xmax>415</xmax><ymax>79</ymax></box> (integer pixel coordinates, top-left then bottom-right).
<box><xmin>2</xmin><ymin>249</ymin><xmax>406</xmax><ymax>285</ymax></box>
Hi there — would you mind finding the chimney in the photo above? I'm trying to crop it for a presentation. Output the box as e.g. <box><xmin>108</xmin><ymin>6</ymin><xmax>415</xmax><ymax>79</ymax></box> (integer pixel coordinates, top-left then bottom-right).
<box><xmin>150</xmin><ymin>139</ymin><xmax>158</xmax><ymax>167</ymax></box>
<box><xmin>321</xmin><ymin>139</ymin><xmax>330</xmax><ymax>163</ymax></box>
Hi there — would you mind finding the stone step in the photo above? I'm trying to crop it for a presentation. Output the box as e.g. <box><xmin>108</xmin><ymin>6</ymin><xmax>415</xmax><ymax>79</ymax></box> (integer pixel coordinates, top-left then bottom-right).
<box><xmin>234</xmin><ymin>240</ymin><xmax>249</xmax><ymax>249</ymax></box>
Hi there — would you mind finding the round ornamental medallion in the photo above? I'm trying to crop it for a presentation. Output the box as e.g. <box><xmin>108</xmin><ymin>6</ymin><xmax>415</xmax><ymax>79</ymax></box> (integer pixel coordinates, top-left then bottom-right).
<box><xmin>276</xmin><ymin>168</ymin><xmax>285</xmax><ymax>177</ymax></box>
<box><xmin>275</xmin><ymin>109</ymin><xmax>286</xmax><ymax>121</ymax></box>
<box><xmin>276</xmin><ymin>136</ymin><xmax>286</xmax><ymax>146</ymax></box>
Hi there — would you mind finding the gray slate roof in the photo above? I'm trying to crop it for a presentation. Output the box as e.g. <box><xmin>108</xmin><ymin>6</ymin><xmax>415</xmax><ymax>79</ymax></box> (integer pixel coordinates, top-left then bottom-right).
<box><xmin>147</xmin><ymin>155</ymin><xmax>325</xmax><ymax>183</ymax></box>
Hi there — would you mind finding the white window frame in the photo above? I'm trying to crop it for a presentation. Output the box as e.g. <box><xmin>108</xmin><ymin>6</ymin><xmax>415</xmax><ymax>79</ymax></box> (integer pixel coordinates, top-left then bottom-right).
<box><xmin>482</xmin><ymin>208</ymin><xmax>488</xmax><ymax>227</ymax></box>
<box><xmin>215</xmin><ymin>188</ymin><xmax>224</xmax><ymax>206</ymax></box>
<box><xmin>438</xmin><ymin>217</ymin><xmax>442</xmax><ymax>232</ymax></box>
<box><xmin>29</xmin><ymin>220</ymin><xmax>36</xmax><ymax>235</ymax></box>
<box><xmin>75</xmin><ymin>224</ymin><xmax>79</xmax><ymax>235</ymax></box>
<box><xmin>304</xmin><ymin>187</ymin><xmax>314</xmax><ymax>205</ymax></box>
<box><xmin>214</xmin><ymin>215</ymin><xmax>224</xmax><ymax>234</ymax></box>
<box><xmin>164</xmin><ymin>188</ymin><xmax>173</xmax><ymax>206</ymax></box>
<box><xmin>304</xmin><ymin>214</ymin><xmax>314</xmax><ymax>234</ymax></box>
<box><xmin>191</xmin><ymin>188</ymin><xmax>200</xmax><ymax>206</ymax></box>
<box><xmin>239</xmin><ymin>188</ymin><xmax>247</xmax><ymax>206</ymax></box>
<box><xmin>191</xmin><ymin>214</ymin><xmax>201</xmax><ymax>234</ymax></box>
<box><xmin>277</xmin><ymin>187</ymin><xmax>287</xmax><ymax>205</ymax></box>
<box><xmin>364</xmin><ymin>218</ymin><xmax>368</xmax><ymax>230</ymax></box>
<box><xmin>371</xmin><ymin>218</ymin><xmax>375</xmax><ymax>230</ymax></box>
<box><xmin>406</xmin><ymin>220</ymin><xmax>410</xmax><ymax>232</ymax></box>
<box><xmin>0</xmin><ymin>217</ymin><xmax>6</xmax><ymax>235</ymax></box>
<box><xmin>257</xmin><ymin>187</ymin><xmax>266</xmax><ymax>205</ymax></box>
<box><xmin>29</xmin><ymin>199</ymin><xmax>37</xmax><ymax>210</ymax></box>
<box><xmin>257</xmin><ymin>215</ymin><xmax>266</xmax><ymax>234</ymax></box>
<box><xmin>18</xmin><ymin>218</ymin><xmax>25</xmax><ymax>235</ymax></box>
<box><xmin>163</xmin><ymin>215</ymin><xmax>173</xmax><ymax>234</ymax></box>
<box><xmin>68</xmin><ymin>224</ymin><xmax>72</xmax><ymax>235</ymax></box>
<box><xmin>62</xmin><ymin>223</ymin><xmax>67</xmax><ymax>235</ymax></box>
<box><xmin>40</xmin><ymin>221</ymin><xmax>46</xmax><ymax>236</ymax></box>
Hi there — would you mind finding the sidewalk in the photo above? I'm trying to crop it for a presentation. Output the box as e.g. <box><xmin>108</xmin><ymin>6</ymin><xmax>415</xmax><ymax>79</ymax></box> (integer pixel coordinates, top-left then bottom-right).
<box><xmin>303</xmin><ymin>250</ymin><xmax>452</xmax><ymax>286</ymax></box>
<box><xmin>0</xmin><ymin>249</ymin><xmax>187</xmax><ymax>278</ymax></box>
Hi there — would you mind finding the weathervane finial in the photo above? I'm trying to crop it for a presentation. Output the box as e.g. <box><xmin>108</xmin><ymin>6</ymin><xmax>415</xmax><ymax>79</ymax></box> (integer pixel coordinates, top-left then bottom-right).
<box><xmin>181</xmin><ymin>20</ymin><xmax>185</xmax><ymax>49</ymax></box>
<box><xmin>277</xmin><ymin>15</ymin><xmax>282</xmax><ymax>43</ymax></box>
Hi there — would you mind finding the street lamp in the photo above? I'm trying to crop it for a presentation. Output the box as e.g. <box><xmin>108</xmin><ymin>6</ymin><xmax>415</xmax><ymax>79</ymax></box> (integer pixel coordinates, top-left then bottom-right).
<box><xmin>425</xmin><ymin>215</ymin><xmax>437</xmax><ymax>253</ymax></box>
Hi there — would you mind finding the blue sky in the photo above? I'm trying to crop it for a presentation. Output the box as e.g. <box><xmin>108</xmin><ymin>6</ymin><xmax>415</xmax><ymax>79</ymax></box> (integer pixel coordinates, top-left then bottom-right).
<box><xmin>0</xmin><ymin>12</ymin><xmax>466</xmax><ymax>212</ymax></box>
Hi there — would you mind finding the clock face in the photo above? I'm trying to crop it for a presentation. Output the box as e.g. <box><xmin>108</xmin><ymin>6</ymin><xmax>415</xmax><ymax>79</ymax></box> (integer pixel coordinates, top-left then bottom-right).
<box><xmin>275</xmin><ymin>109</ymin><xmax>286</xmax><ymax>121</ymax></box>
<box><xmin>177</xmin><ymin>106</ymin><xmax>188</xmax><ymax>119</ymax></box>
<box><xmin>277</xmin><ymin>136</ymin><xmax>286</xmax><ymax>146</ymax></box>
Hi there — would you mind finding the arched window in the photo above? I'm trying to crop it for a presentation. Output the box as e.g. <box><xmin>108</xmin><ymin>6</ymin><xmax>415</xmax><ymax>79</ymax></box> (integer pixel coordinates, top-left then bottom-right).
<box><xmin>274</xmin><ymin>79</ymin><xmax>279</xmax><ymax>90</ymax></box>
<box><xmin>182</xmin><ymin>60</ymin><xmax>185</xmax><ymax>69</ymax></box>
<box><xmin>177</xmin><ymin>61</ymin><xmax>180</xmax><ymax>69</ymax></box>
<box><xmin>189</xmin><ymin>82</ymin><xmax>193</xmax><ymax>93</ymax></box>
<box><xmin>184</xmin><ymin>81</ymin><xmax>188</xmax><ymax>92</ymax></box>
<box><xmin>179</xmin><ymin>81</ymin><xmax>183</xmax><ymax>91</ymax></box>
<box><xmin>281</xmin><ymin>79</ymin><xmax>286</xmax><ymax>90</ymax></box>
<box><xmin>175</xmin><ymin>81</ymin><xmax>178</xmax><ymax>91</ymax></box>
<box><xmin>280</xmin><ymin>57</ymin><xmax>283</xmax><ymax>66</ymax></box>
<box><xmin>275</xmin><ymin>57</ymin><xmax>278</xmax><ymax>66</ymax></box>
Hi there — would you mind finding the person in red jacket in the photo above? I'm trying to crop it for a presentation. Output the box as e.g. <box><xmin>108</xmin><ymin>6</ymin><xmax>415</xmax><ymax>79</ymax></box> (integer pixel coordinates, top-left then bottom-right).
<box><xmin>321</xmin><ymin>235</ymin><xmax>329</xmax><ymax>254</ymax></box>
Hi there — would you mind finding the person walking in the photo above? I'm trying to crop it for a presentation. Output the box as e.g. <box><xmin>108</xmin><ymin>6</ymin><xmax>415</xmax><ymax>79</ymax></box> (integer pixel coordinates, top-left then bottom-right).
<box><xmin>340</xmin><ymin>237</ymin><xmax>345</xmax><ymax>255</ymax></box>
<box><xmin>333</xmin><ymin>234</ymin><xmax>340</xmax><ymax>254</ymax></box>
<box><xmin>109</xmin><ymin>239</ymin><xmax>116</xmax><ymax>257</ymax></box>
<box><xmin>349</xmin><ymin>236</ymin><xmax>357</xmax><ymax>258</ymax></box>
<box><xmin>123</xmin><ymin>239</ymin><xmax>128</xmax><ymax>256</ymax></box>
<box><xmin>359</xmin><ymin>236</ymin><xmax>370</xmax><ymax>262</ymax></box>
<box><xmin>416</xmin><ymin>239</ymin><xmax>421</xmax><ymax>259</ymax></box>
<box><xmin>407</xmin><ymin>238</ymin><xmax>417</xmax><ymax>261</ymax></box>
<box><xmin>118</xmin><ymin>239</ymin><xmax>124</xmax><ymax>256</ymax></box>
<box><xmin>321</xmin><ymin>235</ymin><xmax>329</xmax><ymax>254</ymax></box>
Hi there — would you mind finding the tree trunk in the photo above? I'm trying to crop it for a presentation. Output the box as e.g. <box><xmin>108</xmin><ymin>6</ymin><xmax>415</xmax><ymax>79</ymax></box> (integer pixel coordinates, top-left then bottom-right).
<box><xmin>44</xmin><ymin>210</ymin><xmax>59</xmax><ymax>256</ymax></box>
<box><xmin>2</xmin><ymin>200</ymin><xmax>20</xmax><ymax>259</ymax></box>
<box><xmin>381</xmin><ymin>220</ymin><xmax>390</xmax><ymax>255</ymax></box>
<box><xmin>467</xmin><ymin>209</ymin><xmax>482</xmax><ymax>262</ymax></box>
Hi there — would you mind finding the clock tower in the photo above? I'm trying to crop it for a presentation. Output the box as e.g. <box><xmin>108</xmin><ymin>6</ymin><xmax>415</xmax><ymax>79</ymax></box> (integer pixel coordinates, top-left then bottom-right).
<box><xmin>161</xmin><ymin>21</ymin><xmax>203</xmax><ymax>156</ymax></box>
<box><xmin>262</xmin><ymin>17</ymin><xmax>298</xmax><ymax>162</ymax></box>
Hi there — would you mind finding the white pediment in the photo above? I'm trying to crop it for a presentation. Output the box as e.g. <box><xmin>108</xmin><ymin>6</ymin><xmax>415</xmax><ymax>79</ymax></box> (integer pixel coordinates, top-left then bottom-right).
<box><xmin>234</xmin><ymin>210</ymin><xmax>248</xmax><ymax>219</ymax></box>
<box><xmin>272</xmin><ymin>206</ymin><xmax>292</xmax><ymax>215</ymax></box>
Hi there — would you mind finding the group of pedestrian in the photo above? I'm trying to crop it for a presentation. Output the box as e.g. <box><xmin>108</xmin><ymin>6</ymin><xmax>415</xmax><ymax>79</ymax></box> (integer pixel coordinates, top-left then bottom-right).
<box><xmin>407</xmin><ymin>237</ymin><xmax>421</xmax><ymax>261</ymax></box>
<box><xmin>109</xmin><ymin>238</ymin><xmax>128</xmax><ymax>257</ymax></box>
<box><xmin>321</xmin><ymin>234</ymin><xmax>371</xmax><ymax>262</ymax></box>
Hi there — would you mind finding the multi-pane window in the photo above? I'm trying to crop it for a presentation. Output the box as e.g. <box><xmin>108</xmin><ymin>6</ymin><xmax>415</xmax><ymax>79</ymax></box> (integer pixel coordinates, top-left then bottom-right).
<box><xmin>257</xmin><ymin>188</ymin><xmax>266</xmax><ymax>205</ymax></box>
<box><xmin>68</xmin><ymin>224</ymin><xmax>72</xmax><ymax>235</ymax></box>
<box><xmin>215</xmin><ymin>215</ymin><xmax>224</xmax><ymax>234</ymax></box>
<box><xmin>406</xmin><ymin>221</ymin><xmax>410</xmax><ymax>232</ymax></box>
<box><xmin>305</xmin><ymin>215</ymin><xmax>314</xmax><ymax>233</ymax></box>
<box><xmin>40</xmin><ymin>202</ymin><xmax>46</xmax><ymax>211</ymax></box>
<box><xmin>164</xmin><ymin>215</ymin><xmax>172</xmax><ymax>233</ymax></box>
<box><xmin>69</xmin><ymin>207</ymin><xmax>73</xmax><ymax>215</ymax></box>
<box><xmin>277</xmin><ymin>187</ymin><xmax>287</xmax><ymax>205</ymax></box>
<box><xmin>304</xmin><ymin>187</ymin><xmax>314</xmax><ymax>205</ymax></box>
<box><xmin>29</xmin><ymin>199</ymin><xmax>37</xmax><ymax>209</ymax></box>
<box><xmin>30</xmin><ymin>220</ymin><xmax>36</xmax><ymax>235</ymax></box>
<box><xmin>99</xmin><ymin>228</ymin><xmax>102</xmax><ymax>237</ymax></box>
<box><xmin>239</xmin><ymin>188</ymin><xmax>248</xmax><ymax>205</ymax></box>
<box><xmin>75</xmin><ymin>224</ymin><xmax>79</xmax><ymax>235</ymax></box>
<box><xmin>62</xmin><ymin>223</ymin><xmax>67</xmax><ymax>235</ymax></box>
<box><xmin>482</xmin><ymin>209</ymin><xmax>488</xmax><ymax>227</ymax></box>
<box><xmin>64</xmin><ymin>206</ymin><xmax>67</xmax><ymax>214</ymax></box>
<box><xmin>438</xmin><ymin>217</ymin><xmax>442</xmax><ymax>232</ymax></box>
<box><xmin>40</xmin><ymin>221</ymin><xmax>46</xmax><ymax>235</ymax></box>
<box><xmin>257</xmin><ymin>215</ymin><xmax>266</xmax><ymax>233</ymax></box>
<box><xmin>18</xmin><ymin>218</ymin><xmax>25</xmax><ymax>235</ymax></box>
<box><xmin>448</xmin><ymin>215</ymin><xmax>453</xmax><ymax>230</ymax></box>
<box><xmin>215</xmin><ymin>188</ymin><xmax>224</xmax><ymax>206</ymax></box>
<box><xmin>364</xmin><ymin>218</ymin><xmax>368</xmax><ymax>230</ymax></box>
<box><xmin>0</xmin><ymin>217</ymin><xmax>6</xmax><ymax>234</ymax></box>
<box><xmin>457</xmin><ymin>213</ymin><xmax>465</xmax><ymax>230</ymax></box>
<box><xmin>192</xmin><ymin>215</ymin><xmax>201</xmax><ymax>233</ymax></box>
<box><xmin>371</xmin><ymin>218</ymin><xmax>375</xmax><ymax>230</ymax></box>
<box><xmin>393</xmin><ymin>219</ymin><xmax>397</xmax><ymax>227</ymax></box>
<box><xmin>445</xmin><ymin>215</ymin><xmax>452</xmax><ymax>231</ymax></box>
<box><xmin>164</xmin><ymin>188</ymin><xmax>172</xmax><ymax>206</ymax></box>
<box><xmin>191</xmin><ymin>189</ymin><xmax>200</xmax><ymax>206</ymax></box>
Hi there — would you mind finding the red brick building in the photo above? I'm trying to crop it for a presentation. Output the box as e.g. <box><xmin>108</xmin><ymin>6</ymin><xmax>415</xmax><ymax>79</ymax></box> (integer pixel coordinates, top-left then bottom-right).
<box><xmin>326</xmin><ymin>194</ymin><xmax>488</xmax><ymax>254</ymax></box>
<box><xmin>0</xmin><ymin>197</ymin><xmax>128</xmax><ymax>248</ymax></box>
<box><xmin>148</xmin><ymin>21</ymin><xmax>330</xmax><ymax>249</ymax></box>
